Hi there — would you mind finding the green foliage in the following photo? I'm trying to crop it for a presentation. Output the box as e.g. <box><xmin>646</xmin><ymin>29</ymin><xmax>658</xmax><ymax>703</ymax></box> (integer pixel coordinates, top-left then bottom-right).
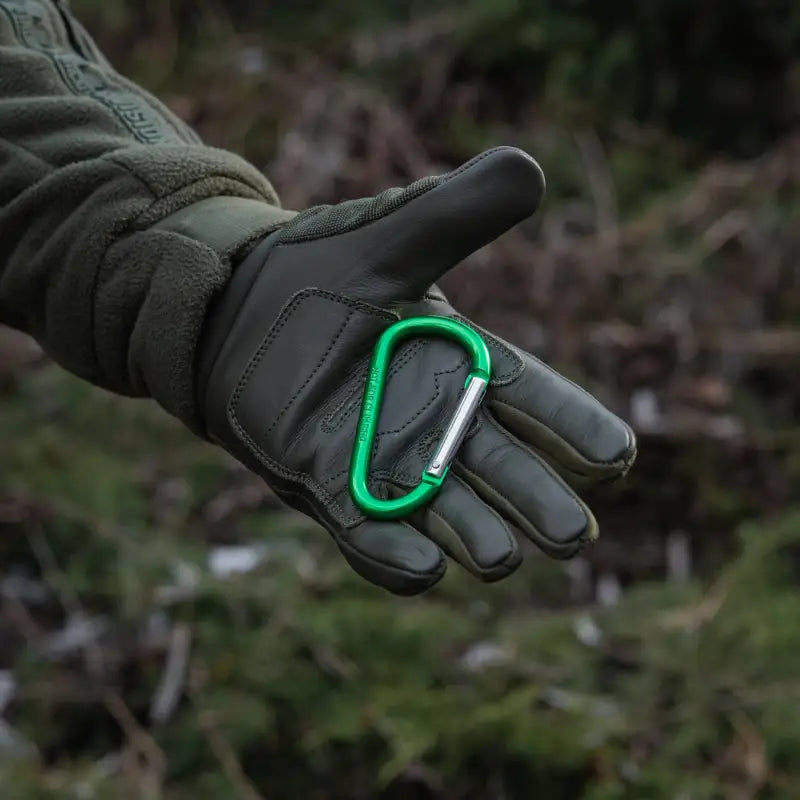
<box><xmin>2</xmin><ymin>366</ymin><xmax>800</xmax><ymax>797</ymax></box>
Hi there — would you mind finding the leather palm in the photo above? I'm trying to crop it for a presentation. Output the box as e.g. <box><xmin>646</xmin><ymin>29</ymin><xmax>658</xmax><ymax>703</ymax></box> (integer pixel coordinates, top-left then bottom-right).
<box><xmin>196</xmin><ymin>147</ymin><xmax>637</xmax><ymax>595</ymax></box>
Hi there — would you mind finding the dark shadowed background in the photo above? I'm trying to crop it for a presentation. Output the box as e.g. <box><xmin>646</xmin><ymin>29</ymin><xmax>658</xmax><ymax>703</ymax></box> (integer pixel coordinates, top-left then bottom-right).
<box><xmin>1</xmin><ymin>1</ymin><xmax>799</xmax><ymax>797</ymax></box>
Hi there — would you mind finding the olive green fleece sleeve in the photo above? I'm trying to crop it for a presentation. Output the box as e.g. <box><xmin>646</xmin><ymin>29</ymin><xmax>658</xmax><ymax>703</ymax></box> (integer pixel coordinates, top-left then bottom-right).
<box><xmin>0</xmin><ymin>0</ymin><xmax>295</xmax><ymax>431</ymax></box>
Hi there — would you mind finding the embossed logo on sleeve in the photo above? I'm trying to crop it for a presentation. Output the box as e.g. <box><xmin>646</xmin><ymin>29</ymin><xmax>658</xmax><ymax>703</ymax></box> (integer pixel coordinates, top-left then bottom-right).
<box><xmin>1</xmin><ymin>0</ymin><xmax>174</xmax><ymax>144</ymax></box>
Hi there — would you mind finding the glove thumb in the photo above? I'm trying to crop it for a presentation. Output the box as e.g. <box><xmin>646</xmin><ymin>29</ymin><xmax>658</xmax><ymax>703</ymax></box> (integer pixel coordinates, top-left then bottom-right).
<box><xmin>344</xmin><ymin>146</ymin><xmax>545</xmax><ymax>301</ymax></box>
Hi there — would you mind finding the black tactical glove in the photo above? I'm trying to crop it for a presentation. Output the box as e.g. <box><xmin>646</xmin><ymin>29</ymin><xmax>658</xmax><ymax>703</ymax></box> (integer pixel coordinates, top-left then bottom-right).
<box><xmin>195</xmin><ymin>147</ymin><xmax>636</xmax><ymax>595</ymax></box>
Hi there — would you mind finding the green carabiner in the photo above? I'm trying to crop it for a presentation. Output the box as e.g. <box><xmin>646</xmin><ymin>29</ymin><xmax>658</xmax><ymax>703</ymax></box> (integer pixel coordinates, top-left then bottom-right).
<box><xmin>349</xmin><ymin>316</ymin><xmax>492</xmax><ymax>520</ymax></box>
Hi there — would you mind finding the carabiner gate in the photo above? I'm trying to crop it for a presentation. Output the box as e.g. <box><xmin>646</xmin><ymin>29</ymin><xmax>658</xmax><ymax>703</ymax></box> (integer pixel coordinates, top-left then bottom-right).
<box><xmin>349</xmin><ymin>316</ymin><xmax>491</xmax><ymax>520</ymax></box>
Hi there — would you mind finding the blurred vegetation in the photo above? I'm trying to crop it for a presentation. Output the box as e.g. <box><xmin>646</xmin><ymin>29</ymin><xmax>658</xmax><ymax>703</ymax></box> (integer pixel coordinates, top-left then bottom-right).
<box><xmin>1</xmin><ymin>0</ymin><xmax>799</xmax><ymax>797</ymax></box>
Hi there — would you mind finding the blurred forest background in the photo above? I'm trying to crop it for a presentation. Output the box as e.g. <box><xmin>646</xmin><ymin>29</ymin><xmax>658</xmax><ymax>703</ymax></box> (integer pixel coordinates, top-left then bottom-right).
<box><xmin>1</xmin><ymin>0</ymin><xmax>800</xmax><ymax>797</ymax></box>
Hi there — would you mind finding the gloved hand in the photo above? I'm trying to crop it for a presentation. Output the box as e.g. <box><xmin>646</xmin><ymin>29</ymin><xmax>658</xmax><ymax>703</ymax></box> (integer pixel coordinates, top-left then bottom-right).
<box><xmin>195</xmin><ymin>147</ymin><xmax>636</xmax><ymax>595</ymax></box>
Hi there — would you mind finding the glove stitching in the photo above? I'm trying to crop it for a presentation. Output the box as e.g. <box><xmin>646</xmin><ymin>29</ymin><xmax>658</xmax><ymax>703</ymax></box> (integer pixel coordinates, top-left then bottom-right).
<box><xmin>229</xmin><ymin>288</ymin><xmax>395</xmax><ymax>526</ymax></box>
<box><xmin>416</xmin><ymin>427</ymin><xmax>444</xmax><ymax>461</ymax></box>
<box><xmin>320</xmin><ymin>355</ymin><xmax>467</xmax><ymax>488</ymax></box>
<box><xmin>266</xmin><ymin>310</ymin><xmax>354</xmax><ymax>434</ymax></box>
<box><xmin>419</xmin><ymin>296</ymin><xmax>522</xmax><ymax>384</ymax></box>
<box><xmin>323</xmin><ymin>377</ymin><xmax>483</xmax><ymax>488</ymax></box>
<box><xmin>375</xmin><ymin>357</ymin><xmax>467</xmax><ymax>438</ymax></box>
<box><xmin>284</xmin><ymin>318</ymin><xmax>403</xmax><ymax>455</ymax></box>
<box><xmin>320</xmin><ymin>340</ymin><xmax>426</xmax><ymax>434</ymax></box>
<box><xmin>349</xmin><ymin>357</ymin><xmax>468</xmax><ymax>486</ymax></box>
<box><xmin>319</xmin><ymin>361</ymin><xmax>370</xmax><ymax>434</ymax></box>
<box><xmin>448</xmin><ymin>313</ymin><xmax>523</xmax><ymax>385</ymax></box>
<box><xmin>387</xmin><ymin>445</ymin><xmax>438</xmax><ymax>485</ymax></box>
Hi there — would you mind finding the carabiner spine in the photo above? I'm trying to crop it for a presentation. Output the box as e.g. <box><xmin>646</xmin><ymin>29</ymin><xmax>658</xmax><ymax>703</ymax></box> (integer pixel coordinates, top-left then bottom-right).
<box><xmin>425</xmin><ymin>374</ymin><xmax>488</xmax><ymax>479</ymax></box>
